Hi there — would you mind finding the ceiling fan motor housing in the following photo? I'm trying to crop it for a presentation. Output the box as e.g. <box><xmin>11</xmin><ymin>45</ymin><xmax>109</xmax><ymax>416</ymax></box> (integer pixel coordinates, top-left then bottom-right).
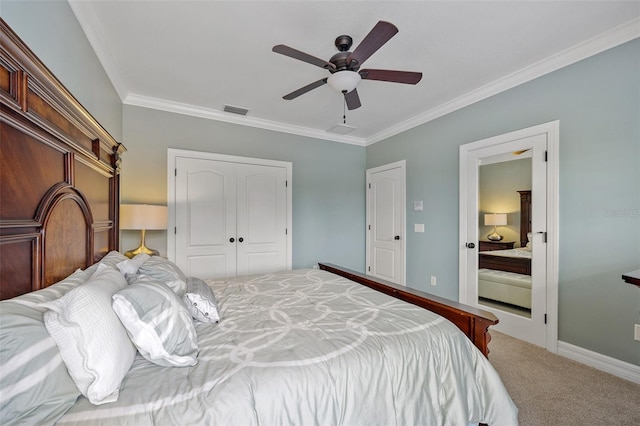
<box><xmin>335</xmin><ymin>35</ymin><xmax>353</xmax><ymax>51</ymax></box>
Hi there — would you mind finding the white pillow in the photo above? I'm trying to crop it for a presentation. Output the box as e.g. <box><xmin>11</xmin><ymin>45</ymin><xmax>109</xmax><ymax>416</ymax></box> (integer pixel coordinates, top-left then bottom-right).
<box><xmin>117</xmin><ymin>253</ymin><xmax>150</xmax><ymax>276</ymax></box>
<box><xmin>112</xmin><ymin>277</ymin><xmax>198</xmax><ymax>367</ymax></box>
<box><xmin>184</xmin><ymin>277</ymin><xmax>220</xmax><ymax>323</ymax></box>
<box><xmin>0</xmin><ymin>270</ymin><xmax>88</xmax><ymax>425</ymax></box>
<box><xmin>41</xmin><ymin>264</ymin><xmax>136</xmax><ymax>405</ymax></box>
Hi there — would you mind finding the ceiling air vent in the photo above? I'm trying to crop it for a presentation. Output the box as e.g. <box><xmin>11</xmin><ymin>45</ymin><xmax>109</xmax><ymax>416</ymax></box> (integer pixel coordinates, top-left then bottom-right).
<box><xmin>223</xmin><ymin>105</ymin><xmax>249</xmax><ymax>116</ymax></box>
<box><xmin>326</xmin><ymin>124</ymin><xmax>355</xmax><ymax>135</ymax></box>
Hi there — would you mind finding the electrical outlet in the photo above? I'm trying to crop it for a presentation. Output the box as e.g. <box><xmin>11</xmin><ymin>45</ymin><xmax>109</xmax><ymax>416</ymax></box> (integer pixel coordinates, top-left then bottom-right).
<box><xmin>635</xmin><ymin>324</ymin><xmax>640</xmax><ymax>341</ymax></box>
<box><xmin>431</xmin><ymin>276</ymin><xmax>437</xmax><ymax>286</ymax></box>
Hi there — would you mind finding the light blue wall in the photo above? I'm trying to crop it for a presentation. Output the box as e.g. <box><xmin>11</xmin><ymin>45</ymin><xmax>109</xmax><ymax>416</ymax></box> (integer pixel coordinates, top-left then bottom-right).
<box><xmin>1</xmin><ymin>0</ymin><xmax>123</xmax><ymax>141</ymax></box>
<box><xmin>4</xmin><ymin>1</ymin><xmax>637</xmax><ymax>365</ymax></box>
<box><xmin>121</xmin><ymin>105</ymin><xmax>366</xmax><ymax>272</ymax></box>
<box><xmin>367</xmin><ymin>39</ymin><xmax>640</xmax><ymax>365</ymax></box>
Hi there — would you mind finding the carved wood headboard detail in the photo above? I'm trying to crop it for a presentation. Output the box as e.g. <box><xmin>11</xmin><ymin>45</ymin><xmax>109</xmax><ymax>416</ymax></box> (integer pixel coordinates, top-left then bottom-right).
<box><xmin>0</xmin><ymin>19</ymin><xmax>126</xmax><ymax>300</ymax></box>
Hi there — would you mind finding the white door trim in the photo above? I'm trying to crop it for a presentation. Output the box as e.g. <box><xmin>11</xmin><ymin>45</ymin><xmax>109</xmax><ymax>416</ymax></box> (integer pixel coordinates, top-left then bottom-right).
<box><xmin>366</xmin><ymin>160</ymin><xmax>406</xmax><ymax>285</ymax></box>
<box><xmin>459</xmin><ymin>121</ymin><xmax>559</xmax><ymax>353</ymax></box>
<box><xmin>167</xmin><ymin>148</ymin><xmax>292</xmax><ymax>270</ymax></box>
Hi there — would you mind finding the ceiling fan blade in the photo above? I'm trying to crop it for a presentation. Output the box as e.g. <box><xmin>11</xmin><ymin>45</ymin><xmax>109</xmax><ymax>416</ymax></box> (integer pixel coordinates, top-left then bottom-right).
<box><xmin>344</xmin><ymin>88</ymin><xmax>361</xmax><ymax>110</ymax></box>
<box><xmin>359</xmin><ymin>69</ymin><xmax>422</xmax><ymax>84</ymax></box>
<box><xmin>273</xmin><ymin>45</ymin><xmax>336</xmax><ymax>71</ymax></box>
<box><xmin>346</xmin><ymin>21</ymin><xmax>398</xmax><ymax>68</ymax></box>
<box><xmin>283</xmin><ymin>78</ymin><xmax>328</xmax><ymax>100</ymax></box>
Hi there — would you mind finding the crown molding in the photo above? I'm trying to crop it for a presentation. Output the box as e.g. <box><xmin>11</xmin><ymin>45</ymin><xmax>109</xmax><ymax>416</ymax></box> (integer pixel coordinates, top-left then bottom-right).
<box><xmin>366</xmin><ymin>17</ymin><xmax>640</xmax><ymax>146</ymax></box>
<box><xmin>124</xmin><ymin>94</ymin><xmax>367</xmax><ymax>146</ymax></box>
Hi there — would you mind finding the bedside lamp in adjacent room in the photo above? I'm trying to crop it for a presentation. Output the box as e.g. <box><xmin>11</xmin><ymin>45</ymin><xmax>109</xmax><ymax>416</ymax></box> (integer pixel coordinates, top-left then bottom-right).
<box><xmin>484</xmin><ymin>213</ymin><xmax>507</xmax><ymax>241</ymax></box>
<box><xmin>120</xmin><ymin>204</ymin><xmax>168</xmax><ymax>258</ymax></box>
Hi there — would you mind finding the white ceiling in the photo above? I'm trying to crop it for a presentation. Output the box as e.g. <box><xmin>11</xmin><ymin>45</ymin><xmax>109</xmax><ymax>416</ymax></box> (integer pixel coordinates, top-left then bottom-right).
<box><xmin>69</xmin><ymin>1</ymin><xmax>640</xmax><ymax>146</ymax></box>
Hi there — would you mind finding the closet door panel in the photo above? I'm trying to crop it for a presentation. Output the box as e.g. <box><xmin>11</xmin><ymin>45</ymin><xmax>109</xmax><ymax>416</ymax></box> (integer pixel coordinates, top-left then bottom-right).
<box><xmin>176</xmin><ymin>157</ymin><xmax>236</xmax><ymax>278</ymax></box>
<box><xmin>236</xmin><ymin>164</ymin><xmax>287</xmax><ymax>276</ymax></box>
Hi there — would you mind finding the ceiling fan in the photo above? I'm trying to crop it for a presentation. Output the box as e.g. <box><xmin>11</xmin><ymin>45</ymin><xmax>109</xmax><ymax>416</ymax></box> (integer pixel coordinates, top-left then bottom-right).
<box><xmin>272</xmin><ymin>21</ymin><xmax>422</xmax><ymax>110</ymax></box>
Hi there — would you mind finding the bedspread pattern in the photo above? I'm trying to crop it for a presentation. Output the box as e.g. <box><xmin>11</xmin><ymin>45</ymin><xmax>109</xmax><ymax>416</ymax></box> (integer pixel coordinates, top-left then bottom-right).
<box><xmin>58</xmin><ymin>269</ymin><xmax>517</xmax><ymax>425</ymax></box>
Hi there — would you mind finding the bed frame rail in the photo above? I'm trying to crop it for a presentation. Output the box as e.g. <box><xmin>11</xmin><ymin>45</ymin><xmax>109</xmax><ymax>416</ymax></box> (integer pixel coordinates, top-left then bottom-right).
<box><xmin>318</xmin><ymin>263</ymin><xmax>498</xmax><ymax>357</ymax></box>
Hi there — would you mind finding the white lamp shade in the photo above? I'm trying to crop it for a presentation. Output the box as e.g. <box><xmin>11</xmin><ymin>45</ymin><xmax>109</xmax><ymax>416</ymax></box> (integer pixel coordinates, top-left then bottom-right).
<box><xmin>484</xmin><ymin>213</ymin><xmax>507</xmax><ymax>226</ymax></box>
<box><xmin>327</xmin><ymin>71</ymin><xmax>361</xmax><ymax>93</ymax></box>
<box><xmin>120</xmin><ymin>204</ymin><xmax>168</xmax><ymax>230</ymax></box>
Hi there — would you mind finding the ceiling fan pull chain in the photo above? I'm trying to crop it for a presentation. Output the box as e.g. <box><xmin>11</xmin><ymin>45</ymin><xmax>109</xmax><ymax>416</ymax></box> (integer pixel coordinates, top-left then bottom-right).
<box><xmin>343</xmin><ymin>98</ymin><xmax>347</xmax><ymax>124</ymax></box>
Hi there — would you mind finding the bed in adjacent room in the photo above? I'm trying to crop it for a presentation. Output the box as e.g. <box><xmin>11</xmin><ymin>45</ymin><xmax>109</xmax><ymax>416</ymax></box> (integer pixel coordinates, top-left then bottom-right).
<box><xmin>0</xmin><ymin>19</ymin><xmax>517</xmax><ymax>426</ymax></box>
<box><xmin>478</xmin><ymin>190</ymin><xmax>532</xmax><ymax>310</ymax></box>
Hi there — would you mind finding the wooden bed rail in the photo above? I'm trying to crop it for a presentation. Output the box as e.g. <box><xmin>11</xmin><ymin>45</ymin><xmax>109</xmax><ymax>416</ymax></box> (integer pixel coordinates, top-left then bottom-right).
<box><xmin>318</xmin><ymin>263</ymin><xmax>498</xmax><ymax>357</ymax></box>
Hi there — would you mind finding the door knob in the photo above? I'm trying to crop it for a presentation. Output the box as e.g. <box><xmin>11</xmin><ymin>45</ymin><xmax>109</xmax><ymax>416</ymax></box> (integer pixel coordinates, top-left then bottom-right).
<box><xmin>238</xmin><ymin>237</ymin><xmax>244</xmax><ymax>243</ymax></box>
<box><xmin>394</xmin><ymin>235</ymin><xmax>400</xmax><ymax>240</ymax></box>
<box><xmin>466</xmin><ymin>242</ymin><xmax>475</xmax><ymax>249</ymax></box>
<box><xmin>229</xmin><ymin>238</ymin><xmax>235</xmax><ymax>243</ymax></box>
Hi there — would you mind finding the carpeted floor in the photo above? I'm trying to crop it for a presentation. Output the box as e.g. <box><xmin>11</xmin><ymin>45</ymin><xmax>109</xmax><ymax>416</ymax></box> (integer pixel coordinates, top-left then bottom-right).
<box><xmin>488</xmin><ymin>331</ymin><xmax>640</xmax><ymax>425</ymax></box>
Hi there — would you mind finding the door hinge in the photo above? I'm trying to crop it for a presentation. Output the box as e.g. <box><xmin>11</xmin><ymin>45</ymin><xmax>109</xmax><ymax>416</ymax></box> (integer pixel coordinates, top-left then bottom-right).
<box><xmin>174</xmin><ymin>227</ymin><xmax>177</xmax><ymax>234</ymax></box>
<box><xmin>368</xmin><ymin>183</ymin><xmax>371</xmax><ymax>189</ymax></box>
<box><xmin>544</xmin><ymin>151</ymin><xmax>548</xmax><ymax>162</ymax></box>
<box><xmin>368</xmin><ymin>266</ymin><xmax>370</xmax><ymax>272</ymax></box>
<box><xmin>285</xmin><ymin>228</ymin><xmax>288</xmax><ymax>235</ymax></box>
<box><xmin>175</xmin><ymin>168</ymin><xmax>177</xmax><ymax>176</ymax></box>
<box><xmin>543</xmin><ymin>232</ymin><xmax>547</xmax><ymax>243</ymax></box>
<box><xmin>368</xmin><ymin>224</ymin><xmax>370</xmax><ymax>230</ymax></box>
<box><xmin>285</xmin><ymin>180</ymin><xmax>288</xmax><ymax>187</ymax></box>
<box><xmin>544</xmin><ymin>314</ymin><xmax>547</xmax><ymax>324</ymax></box>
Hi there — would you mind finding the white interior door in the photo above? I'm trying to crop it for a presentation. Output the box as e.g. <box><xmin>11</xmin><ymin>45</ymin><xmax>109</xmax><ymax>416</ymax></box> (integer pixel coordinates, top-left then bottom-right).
<box><xmin>366</xmin><ymin>161</ymin><xmax>405</xmax><ymax>285</ymax></box>
<box><xmin>236</xmin><ymin>164</ymin><xmax>288</xmax><ymax>276</ymax></box>
<box><xmin>175</xmin><ymin>157</ymin><xmax>237</xmax><ymax>278</ymax></box>
<box><xmin>459</xmin><ymin>121</ymin><xmax>559</xmax><ymax>351</ymax></box>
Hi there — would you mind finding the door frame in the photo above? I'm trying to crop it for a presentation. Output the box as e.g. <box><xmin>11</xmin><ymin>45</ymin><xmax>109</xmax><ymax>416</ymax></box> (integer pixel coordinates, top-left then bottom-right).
<box><xmin>167</xmin><ymin>148</ymin><xmax>292</xmax><ymax>269</ymax></box>
<box><xmin>366</xmin><ymin>160</ymin><xmax>406</xmax><ymax>286</ymax></box>
<box><xmin>458</xmin><ymin>121</ymin><xmax>559</xmax><ymax>353</ymax></box>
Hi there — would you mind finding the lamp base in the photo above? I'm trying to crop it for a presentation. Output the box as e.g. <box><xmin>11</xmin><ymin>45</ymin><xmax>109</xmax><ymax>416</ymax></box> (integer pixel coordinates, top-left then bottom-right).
<box><xmin>124</xmin><ymin>229</ymin><xmax>159</xmax><ymax>258</ymax></box>
<box><xmin>487</xmin><ymin>231</ymin><xmax>503</xmax><ymax>241</ymax></box>
<box><xmin>124</xmin><ymin>245</ymin><xmax>159</xmax><ymax>259</ymax></box>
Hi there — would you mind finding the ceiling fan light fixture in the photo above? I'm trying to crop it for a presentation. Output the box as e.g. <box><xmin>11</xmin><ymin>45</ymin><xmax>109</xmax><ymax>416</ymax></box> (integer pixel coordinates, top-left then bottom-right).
<box><xmin>327</xmin><ymin>71</ymin><xmax>361</xmax><ymax>94</ymax></box>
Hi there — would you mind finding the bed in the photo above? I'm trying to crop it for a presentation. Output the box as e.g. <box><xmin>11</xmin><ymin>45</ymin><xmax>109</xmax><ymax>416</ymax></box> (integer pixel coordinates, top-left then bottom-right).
<box><xmin>0</xmin><ymin>19</ymin><xmax>517</xmax><ymax>426</ymax></box>
<box><xmin>478</xmin><ymin>191</ymin><xmax>532</xmax><ymax>309</ymax></box>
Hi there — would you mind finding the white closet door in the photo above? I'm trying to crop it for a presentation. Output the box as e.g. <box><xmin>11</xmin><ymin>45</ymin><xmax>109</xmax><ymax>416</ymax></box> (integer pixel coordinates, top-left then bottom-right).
<box><xmin>236</xmin><ymin>164</ymin><xmax>288</xmax><ymax>276</ymax></box>
<box><xmin>175</xmin><ymin>157</ymin><xmax>237</xmax><ymax>279</ymax></box>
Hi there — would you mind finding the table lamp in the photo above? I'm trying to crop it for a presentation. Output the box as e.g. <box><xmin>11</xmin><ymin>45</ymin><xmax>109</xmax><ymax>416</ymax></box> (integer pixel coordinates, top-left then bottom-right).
<box><xmin>120</xmin><ymin>204</ymin><xmax>168</xmax><ymax>258</ymax></box>
<box><xmin>484</xmin><ymin>213</ymin><xmax>507</xmax><ymax>241</ymax></box>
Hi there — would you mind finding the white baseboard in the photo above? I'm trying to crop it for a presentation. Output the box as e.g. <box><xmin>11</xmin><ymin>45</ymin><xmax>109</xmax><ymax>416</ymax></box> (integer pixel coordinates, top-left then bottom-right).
<box><xmin>557</xmin><ymin>340</ymin><xmax>640</xmax><ymax>384</ymax></box>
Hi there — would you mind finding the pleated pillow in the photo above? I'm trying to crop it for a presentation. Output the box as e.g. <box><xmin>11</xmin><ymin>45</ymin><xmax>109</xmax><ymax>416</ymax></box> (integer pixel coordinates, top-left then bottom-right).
<box><xmin>184</xmin><ymin>277</ymin><xmax>220</xmax><ymax>323</ymax></box>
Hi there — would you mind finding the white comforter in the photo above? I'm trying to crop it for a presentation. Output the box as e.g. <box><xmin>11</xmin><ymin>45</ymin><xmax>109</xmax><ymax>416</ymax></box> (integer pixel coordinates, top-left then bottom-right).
<box><xmin>58</xmin><ymin>269</ymin><xmax>517</xmax><ymax>425</ymax></box>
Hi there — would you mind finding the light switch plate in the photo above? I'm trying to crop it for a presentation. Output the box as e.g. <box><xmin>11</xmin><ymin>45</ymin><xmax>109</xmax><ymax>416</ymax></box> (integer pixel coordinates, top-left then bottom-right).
<box><xmin>414</xmin><ymin>223</ymin><xmax>425</xmax><ymax>233</ymax></box>
<box><xmin>413</xmin><ymin>200</ymin><xmax>423</xmax><ymax>211</ymax></box>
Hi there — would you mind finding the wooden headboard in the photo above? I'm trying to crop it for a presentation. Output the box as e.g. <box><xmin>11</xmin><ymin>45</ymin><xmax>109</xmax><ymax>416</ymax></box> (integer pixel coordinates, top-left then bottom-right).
<box><xmin>0</xmin><ymin>19</ymin><xmax>125</xmax><ymax>300</ymax></box>
<box><xmin>517</xmin><ymin>190</ymin><xmax>532</xmax><ymax>248</ymax></box>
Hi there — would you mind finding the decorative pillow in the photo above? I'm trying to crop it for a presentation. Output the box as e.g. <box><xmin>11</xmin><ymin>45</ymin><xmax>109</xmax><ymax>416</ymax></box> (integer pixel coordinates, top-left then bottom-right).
<box><xmin>0</xmin><ymin>270</ymin><xmax>88</xmax><ymax>425</ymax></box>
<box><xmin>112</xmin><ymin>277</ymin><xmax>198</xmax><ymax>367</ymax></box>
<box><xmin>138</xmin><ymin>256</ymin><xmax>187</xmax><ymax>296</ymax></box>
<box><xmin>117</xmin><ymin>253</ymin><xmax>150</xmax><ymax>276</ymax></box>
<box><xmin>41</xmin><ymin>265</ymin><xmax>136</xmax><ymax>405</ymax></box>
<box><xmin>184</xmin><ymin>277</ymin><xmax>220</xmax><ymax>323</ymax></box>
